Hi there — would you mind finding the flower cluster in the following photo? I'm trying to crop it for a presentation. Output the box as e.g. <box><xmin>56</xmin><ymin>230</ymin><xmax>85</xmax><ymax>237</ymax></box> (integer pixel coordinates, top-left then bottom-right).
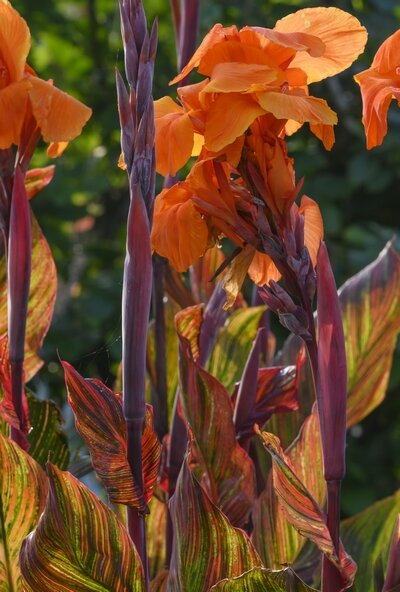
<box><xmin>151</xmin><ymin>7</ymin><xmax>367</xmax><ymax>299</ymax></box>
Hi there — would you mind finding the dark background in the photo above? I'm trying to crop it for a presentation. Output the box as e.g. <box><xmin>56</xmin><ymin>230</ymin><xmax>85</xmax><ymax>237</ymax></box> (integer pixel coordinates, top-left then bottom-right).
<box><xmin>14</xmin><ymin>0</ymin><xmax>400</xmax><ymax>516</ymax></box>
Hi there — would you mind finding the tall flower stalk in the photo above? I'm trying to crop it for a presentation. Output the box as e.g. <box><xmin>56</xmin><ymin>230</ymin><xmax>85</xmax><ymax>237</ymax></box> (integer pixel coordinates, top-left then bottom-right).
<box><xmin>116</xmin><ymin>0</ymin><xmax>157</xmax><ymax>583</ymax></box>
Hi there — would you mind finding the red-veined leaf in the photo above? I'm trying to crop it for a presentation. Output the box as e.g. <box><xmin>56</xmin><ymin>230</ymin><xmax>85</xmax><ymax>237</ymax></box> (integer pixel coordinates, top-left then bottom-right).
<box><xmin>20</xmin><ymin>463</ymin><xmax>145</xmax><ymax>591</ymax></box>
<box><xmin>25</xmin><ymin>166</ymin><xmax>55</xmax><ymax>199</ymax></box>
<box><xmin>341</xmin><ymin>489</ymin><xmax>400</xmax><ymax>592</ymax></box>
<box><xmin>0</xmin><ymin>434</ymin><xmax>48</xmax><ymax>591</ymax></box>
<box><xmin>26</xmin><ymin>391</ymin><xmax>70</xmax><ymax>470</ymax></box>
<box><xmin>258</xmin><ymin>430</ymin><xmax>356</xmax><ymax>588</ymax></box>
<box><xmin>252</xmin><ymin>406</ymin><xmax>324</xmax><ymax>569</ymax></box>
<box><xmin>0</xmin><ymin>215</ymin><xmax>57</xmax><ymax>384</ymax></box>
<box><xmin>150</xmin><ymin>569</ymin><xmax>168</xmax><ymax>591</ymax></box>
<box><xmin>211</xmin><ymin>567</ymin><xmax>318</xmax><ymax>590</ymax></box>
<box><xmin>147</xmin><ymin>493</ymin><xmax>167</xmax><ymax>581</ymax></box>
<box><xmin>207</xmin><ymin>306</ymin><xmax>266</xmax><ymax>394</ymax></box>
<box><xmin>167</xmin><ymin>451</ymin><xmax>262</xmax><ymax>591</ymax></box>
<box><xmin>63</xmin><ymin>361</ymin><xmax>161</xmax><ymax>512</ymax></box>
<box><xmin>176</xmin><ymin>310</ymin><xmax>256</xmax><ymax>527</ymax></box>
<box><xmin>340</xmin><ymin>241</ymin><xmax>400</xmax><ymax>426</ymax></box>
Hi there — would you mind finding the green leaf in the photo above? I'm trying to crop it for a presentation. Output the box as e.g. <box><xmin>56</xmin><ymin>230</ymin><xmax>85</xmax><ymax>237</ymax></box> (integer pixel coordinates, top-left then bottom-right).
<box><xmin>63</xmin><ymin>361</ymin><xmax>161</xmax><ymax>512</ymax></box>
<box><xmin>176</xmin><ymin>312</ymin><xmax>256</xmax><ymax>528</ymax></box>
<box><xmin>257</xmin><ymin>430</ymin><xmax>356</xmax><ymax>587</ymax></box>
<box><xmin>207</xmin><ymin>306</ymin><xmax>266</xmax><ymax>393</ymax></box>
<box><xmin>211</xmin><ymin>567</ymin><xmax>318</xmax><ymax>591</ymax></box>
<box><xmin>26</xmin><ymin>392</ymin><xmax>69</xmax><ymax>470</ymax></box>
<box><xmin>168</xmin><ymin>452</ymin><xmax>262</xmax><ymax>591</ymax></box>
<box><xmin>0</xmin><ymin>433</ymin><xmax>48</xmax><ymax>592</ymax></box>
<box><xmin>20</xmin><ymin>463</ymin><xmax>145</xmax><ymax>592</ymax></box>
<box><xmin>252</xmin><ymin>407</ymin><xmax>324</xmax><ymax>569</ymax></box>
<box><xmin>341</xmin><ymin>490</ymin><xmax>400</xmax><ymax>592</ymax></box>
<box><xmin>341</xmin><ymin>242</ymin><xmax>400</xmax><ymax>426</ymax></box>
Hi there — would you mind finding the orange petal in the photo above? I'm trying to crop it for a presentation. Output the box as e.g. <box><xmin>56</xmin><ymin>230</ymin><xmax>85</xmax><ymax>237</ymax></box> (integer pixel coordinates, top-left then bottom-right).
<box><xmin>275</xmin><ymin>7</ymin><xmax>367</xmax><ymax>83</ymax></box>
<box><xmin>151</xmin><ymin>184</ymin><xmax>209</xmax><ymax>271</ymax></box>
<box><xmin>310</xmin><ymin>123</ymin><xmax>335</xmax><ymax>150</ymax></box>
<box><xmin>0</xmin><ymin>2</ymin><xmax>30</xmax><ymax>84</ymax></box>
<box><xmin>204</xmin><ymin>93</ymin><xmax>265</xmax><ymax>152</ymax></box>
<box><xmin>203</xmin><ymin>62</ymin><xmax>279</xmax><ymax>94</ymax></box>
<box><xmin>170</xmin><ymin>24</ymin><xmax>239</xmax><ymax>85</ymax></box>
<box><xmin>46</xmin><ymin>141</ymin><xmax>69</xmax><ymax>158</ymax></box>
<box><xmin>27</xmin><ymin>76</ymin><xmax>92</xmax><ymax>142</ymax></box>
<box><xmin>248</xmin><ymin>251</ymin><xmax>281</xmax><ymax>286</ymax></box>
<box><xmin>154</xmin><ymin>96</ymin><xmax>194</xmax><ymax>176</ymax></box>
<box><xmin>0</xmin><ymin>79</ymin><xmax>29</xmax><ymax>148</ymax></box>
<box><xmin>299</xmin><ymin>195</ymin><xmax>324</xmax><ymax>266</ymax></box>
<box><xmin>256</xmin><ymin>90</ymin><xmax>337</xmax><ymax>126</ymax></box>
<box><xmin>370</xmin><ymin>29</ymin><xmax>400</xmax><ymax>74</ymax></box>
<box><xmin>248</xmin><ymin>26</ymin><xmax>325</xmax><ymax>58</ymax></box>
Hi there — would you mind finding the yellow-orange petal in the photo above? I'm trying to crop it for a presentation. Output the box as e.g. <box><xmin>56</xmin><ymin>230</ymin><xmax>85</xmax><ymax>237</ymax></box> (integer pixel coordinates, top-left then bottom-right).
<box><xmin>170</xmin><ymin>24</ymin><xmax>239</xmax><ymax>85</ymax></box>
<box><xmin>256</xmin><ymin>90</ymin><xmax>337</xmax><ymax>126</ymax></box>
<box><xmin>46</xmin><ymin>141</ymin><xmax>69</xmax><ymax>158</ymax></box>
<box><xmin>310</xmin><ymin>123</ymin><xmax>335</xmax><ymax>150</ymax></box>
<box><xmin>248</xmin><ymin>251</ymin><xmax>281</xmax><ymax>286</ymax></box>
<box><xmin>370</xmin><ymin>29</ymin><xmax>400</xmax><ymax>74</ymax></box>
<box><xmin>275</xmin><ymin>7</ymin><xmax>367</xmax><ymax>84</ymax></box>
<box><xmin>223</xmin><ymin>244</ymin><xmax>256</xmax><ymax>309</ymax></box>
<box><xmin>0</xmin><ymin>2</ymin><xmax>30</xmax><ymax>84</ymax></box>
<box><xmin>204</xmin><ymin>93</ymin><xmax>265</xmax><ymax>152</ymax></box>
<box><xmin>151</xmin><ymin>184</ymin><xmax>209</xmax><ymax>271</ymax></box>
<box><xmin>0</xmin><ymin>79</ymin><xmax>29</xmax><ymax>148</ymax></box>
<box><xmin>27</xmin><ymin>76</ymin><xmax>92</xmax><ymax>142</ymax></box>
<box><xmin>354</xmin><ymin>70</ymin><xmax>399</xmax><ymax>150</ymax></box>
<box><xmin>154</xmin><ymin>96</ymin><xmax>194</xmax><ymax>176</ymax></box>
<box><xmin>299</xmin><ymin>195</ymin><xmax>324</xmax><ymax>266</ymax></box>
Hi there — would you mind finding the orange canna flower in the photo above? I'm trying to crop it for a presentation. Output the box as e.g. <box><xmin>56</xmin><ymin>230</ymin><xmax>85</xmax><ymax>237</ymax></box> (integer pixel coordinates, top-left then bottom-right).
<box><xmin>154</xmin><ymin>7</ymin><xmax>367</xmax><ymax>176</ymax></box>
<box><xmin>354</xmin><ymin>29</ymin><xmax>400</xmax><ymax>149</ymax></box>
<box><xmin>0</xmin><ymin>1</ymin><xmax>91</xmax><ymax>152</ymax></box>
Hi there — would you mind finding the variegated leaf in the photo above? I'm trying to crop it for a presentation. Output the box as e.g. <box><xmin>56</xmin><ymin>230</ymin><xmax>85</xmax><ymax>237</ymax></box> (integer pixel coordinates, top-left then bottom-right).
<box><xmin>0</xmin><ymin>434</ymin><xmax>48</xmax><ymax>591</ymax></box>
<box><xmin>168</xmin><ymin>453</ymin><xmax>262</xmax><ymax>591</ymax></box>
<box><xmin>20</xmin><ymin>464</ymin><xmax>144</xmax><ymax>591</ymax></box>
<box><xmin>211</xmin><ymin>567</ymin><xmax>318</xmax><ymax>591</ymax></box>
<box><xmin>147</xmin><ymin>494</ymin><xmax>167</xmax><ymax>581</ymax></box>
<box><xmin>63</xmin><ymin>361</ymin><xmax>161</xmax><ymax>512</ymax></box>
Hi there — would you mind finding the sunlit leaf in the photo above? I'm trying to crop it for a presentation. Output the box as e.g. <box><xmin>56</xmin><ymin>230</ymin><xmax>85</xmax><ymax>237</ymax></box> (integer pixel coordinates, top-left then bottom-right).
<box><xmin>190</xmin><ymin>245</ymin><xmax>226</xmax><ymax>303</ymax></box>
<box><xmin>177</xmin><ymin>314</ymin><xmax>256</xmax><ymax>527</ymax></box>
<box><xmin>0</xmin><ymin>434</ymin><xmax>48</xmax><ymax>591</ymax></box>
<box><xmin>25</xmin><ymin>166</ymin><xmax>55</xmax><ymax>199</ymax></box>
<box><xmin>207</xmin><ymin>306</ymin><xmax>266</xmax><ymax>393</ymax></box>
<box><xmin>167</xmin><ymin>453</ymin><xmax>262</xmax><ymax>591</ymax></box>
<box><xmin>341</xmin><ymin>489</ymin><xmax>400</xmax><ymax>592</ymax></box>
<box><xmin>27</xmin><ymin>391</ymin><xmax>70</xmax><ymax>470</ymax></box>
<box><xmin>211</xmin><ymin>567</ymin><xmax>318</xmax><ymax>591</ymax></box>
<box><xmin>63</xmin><ymin>361</ymin><xmax>161</xmax><ymax>512</ymax></box>
<box><xmin>147</xmin><ymin>494</ymin><xmax>167</xmax><ymax>581</ymax></box>
<box><xmin>340</xmin><ymin>242</ymin><xmax>400</xmax><ymax>426</ymax></box>
<box><xmin>20</xmin><ymin>463</ymin><xmax>145</xmax><ymax>591</ymax></box>
<box><xmin>257</xmin><ymin>430</ymin><xmax>356</xmax><ymax>587</ymax></box>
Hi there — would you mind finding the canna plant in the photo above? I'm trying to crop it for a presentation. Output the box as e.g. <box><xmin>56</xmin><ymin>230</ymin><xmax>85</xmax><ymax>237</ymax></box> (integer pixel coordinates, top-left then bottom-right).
<box><xmin>0</xmin><ymin>1</ymin><xmax>399</xmax><ymax>592</ymax></box>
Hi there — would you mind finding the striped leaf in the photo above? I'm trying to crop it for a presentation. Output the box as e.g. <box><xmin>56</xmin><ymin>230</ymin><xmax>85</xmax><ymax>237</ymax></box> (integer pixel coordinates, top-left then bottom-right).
<box><xmin>341</xmin><ymin>489</ymin><xmax>400</xmax><ymax>592</ymax></box>
<box><xmin>63</xmin><ymin>361</ymin><xmax>161</xmax><ymax>512</ymax></box>
<box><xmin>168</xmin><ymin>453</ymin><xmax>262</xmax><ymax>591</ymax></box>
<box><xmin>258</xmin><ymin>430</ymin><xmax>356</xmax><ymax>588</ymax></box>
<box><xmin>0</xmin><ymin>433</ymin><xmax>48</xmax><ymax>591</ymax></box>
<box><xmin>25</xmin><ymin>166</ymin><xmax>55</xmax><ymax>199</ymax></box>
<box><xmin>207</xmin><ymin>306</ymin><xmax>266</xmax><ymax>393</ymax></box>
<box><xmin>211</xmin><ymin>567</ymin><xmax>318</xmax><ymax>591</ymax></box>
<box><xmin>147</xmin><ymin>494</ymin><xmax>167</xmax><ymax>581</ymax></box>
<box><xmin>252</xmin><ymin>407</ymin><xmax>324</xmax><ymax>569</ymax></box>
<box><xmin>27</xmin><ymin>392</ymin><xmax>69</xmax><ymax>470</ymax></box>
<box><xmin>177</xmin><ymin>324</ymin><xmax>256</xmax><ymax>527</ymax></box>
<box><xmin>20</xmin><ymin>463</ymin><xmax>145</xmax><ymax>591</ymax></box>
<box><xmin>340</xmin><ymin>242</ymin><xmax>400</xmax><ymax>426</ymax></box>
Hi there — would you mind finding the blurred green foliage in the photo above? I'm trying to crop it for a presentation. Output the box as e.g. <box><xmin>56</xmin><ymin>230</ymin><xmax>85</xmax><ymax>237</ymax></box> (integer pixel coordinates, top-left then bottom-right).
<box><xmin>16</xmin><ymin>0</ymin><xmax>400</xmax><ymax>515</ymax></box>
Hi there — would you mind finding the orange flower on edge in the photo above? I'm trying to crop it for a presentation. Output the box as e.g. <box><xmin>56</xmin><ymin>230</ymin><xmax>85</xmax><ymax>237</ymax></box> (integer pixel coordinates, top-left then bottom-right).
<box><xmin>0</xmin><ymin>1</ymin><xmax>91</xmax><ymax>152</ymax></box>
<box><xmin>354</xmin><ymin>29</ymin><xmax>400</xmax><ymax>149</ymax></box>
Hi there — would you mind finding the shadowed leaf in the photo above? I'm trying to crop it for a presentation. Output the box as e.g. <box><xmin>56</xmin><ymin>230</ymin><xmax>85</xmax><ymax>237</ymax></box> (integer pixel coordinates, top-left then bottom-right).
<box><xmin>0</xmin><ymin>434</ymin><xmax>48</xmax><ymax>591</ymax></box>
<box><xmin>258</xmin><ymin>430</ymin><xmax>356</xmax><ymax>587</ymax></box>
<box><xmin>340</xmin><ymin>242</ymin><xmax>400</xmax><ymax>426</ymax></box>
<box><xmin>383</xmin><ymin>514</ymin><xmax>400</xmax><ymax>592</ymax></box>
<box><xmin>63</xmin><ymin>361</ymin><xmax>161</xmax><ymax>512</ymax></box>
<box><xmin>211</xmin><ymin>567</ymin><xmax>318</xmax><ymax>590</ymax></box>
<box><xmin>341</xmin><ymin>489</ymin><xmax>400</xmax><ymax>592</ymax></box>
<box><xmin>20</xmin><ymin>464</ymin><xmax>145</xmax><ymax>591</ymax></box>
<box><xmin>167</xmin><ymin>453</ymin><xmax>262</xmax><ymax>591</ymax></box>
<box><xmin>27</xmin><ymin>391</ymin><xmax>69</xmax><ymax>470</ymax></box>
<box><xmin>207</xmin><ymin>306</ymin><xmax>266</xmax><ymax>393</ymax></box>
<box><xmin>176</xmin><ymin>314</ymin><xmax>256</xmax><ymax>527</ymax></box>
